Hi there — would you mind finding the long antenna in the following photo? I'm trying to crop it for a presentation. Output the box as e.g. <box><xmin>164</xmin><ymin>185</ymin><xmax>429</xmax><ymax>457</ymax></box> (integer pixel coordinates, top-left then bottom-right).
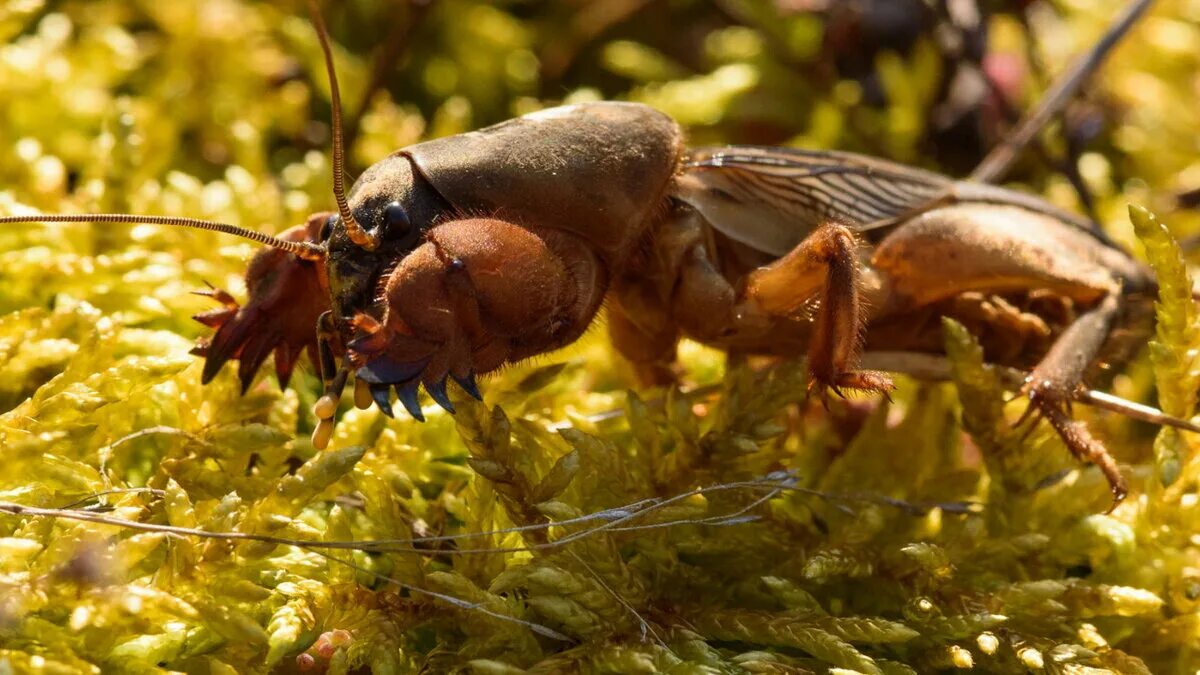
<box><xmin>0</xmin><ymin>213</ymin><xmax>324</xmax><ymax>259</ymax></box>
<box><xmin>969</xmin><ymin>0</ymin><xmax>1155</xmax><ymax>184</ymax></box>
<box><xmin>306</xmin><ymin>0</ymin><xmax>378</xmax><ymax>250</ymax></box>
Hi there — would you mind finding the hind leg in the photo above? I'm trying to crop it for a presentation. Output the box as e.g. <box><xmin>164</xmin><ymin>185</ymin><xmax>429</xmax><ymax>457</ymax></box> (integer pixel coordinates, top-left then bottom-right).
<box><xmin>873</xmin><ymin>205</ymin><xmax>1143</xmax><ymax>508</ymax></box>
<box><xmin>1020</xmin><ymin>292</ymin><xmax>1127</xmax><ymax>509</ymax></box>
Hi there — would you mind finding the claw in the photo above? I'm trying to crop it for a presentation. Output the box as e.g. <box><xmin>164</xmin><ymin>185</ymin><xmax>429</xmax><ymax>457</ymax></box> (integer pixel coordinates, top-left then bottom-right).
<box><xmin>236</xmin><ymin>332</ymin><xmax>276</xmax><ymax>394</ymax></box>
<box><xmin>274</xmin><ymin>343</ymin><xmax>297</xmax><ymax>390</ymax></box>
<box><xmin>190</xmin><ymin>338</ymin><xmax>211</xmax><ymax>357</ymax></box>
<box><xmin>191</xmin><ymin>221</ymin><xmax>329</xmax><ymax>393</ymax></box>
<box><xmin>356</xmin><ymin>356</ymin><xmax>430</xmax><ymax>385</ymax></box>
<box><xmin>1014</xmin><ymin>395</ymin><xmax>1043</xmax><ymax>429</ymax></box>
<box><xmin>201</xmin><ymin>343</ymin><xmax>232</xmax><ymax>385</ymax></box>
<box><xmin>453</xmin><ymin>371</ymin><xmax>483</xmax><ymax>401</ymax></box>
<box><xmin>396</xmin><ymin>381</ymin><xmax>425</xmax><ymax>422</ymax></box>
<box><xmin>191</xmin><ymin>285</ymin><xmax>237</xmax><ymax>307</ymax></box>
<box><xmin>370</xmin><ymin>383</ymin><xmax>394</xmax><ymax>418</ymax></box>
<box><xmin>426</xmin><ymin>377</ymin><xmax>456</xmax><ymax>413</ymax></box>
<box><xmin>1016</xmin><ymin>413</ymin><xmax>1044</xmax><ymax>443</ymax></box>
<box><xmin>193</xmin><ymin>307</ymin><xmax>237</xmax><ymax>328</ymax></box>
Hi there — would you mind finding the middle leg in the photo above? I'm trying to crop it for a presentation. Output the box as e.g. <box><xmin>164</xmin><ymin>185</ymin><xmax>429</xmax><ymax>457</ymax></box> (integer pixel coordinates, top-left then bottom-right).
<box><xmin>612</xmin><ymin>207</ymin><xmax>895</xmax><ymax>399</ymax></box>
<box><xmin>742</xmin><ymin>221</ymin><xmax>894</xmax><ymax>400</ymax></box>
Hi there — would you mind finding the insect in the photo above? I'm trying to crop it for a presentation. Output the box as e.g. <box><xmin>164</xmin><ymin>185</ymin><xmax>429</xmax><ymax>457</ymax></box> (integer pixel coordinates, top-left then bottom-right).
<box><xmin>0</xmin><ymin>0</ymin><xmax>1183</xmax><ymax>509</ymax></box>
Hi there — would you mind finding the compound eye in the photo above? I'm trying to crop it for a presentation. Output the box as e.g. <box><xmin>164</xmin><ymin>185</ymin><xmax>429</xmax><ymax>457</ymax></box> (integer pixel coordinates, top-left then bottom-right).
<box><xmin>382</xmin><ymin>201</ymin><xmax>411</xmax><ymax>237</ymax></box>
<box><xmin>318</xmin><ymin>214</ymin><xmax>337</xmax><ymax>241</ymax></box>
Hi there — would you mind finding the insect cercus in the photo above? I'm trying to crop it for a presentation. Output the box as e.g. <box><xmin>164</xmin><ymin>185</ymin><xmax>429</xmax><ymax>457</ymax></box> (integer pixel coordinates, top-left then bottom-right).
<box><xmin>0</xmin><ymin>0</ymin><xmax>1186</xmax><ymax>510</ymax></box>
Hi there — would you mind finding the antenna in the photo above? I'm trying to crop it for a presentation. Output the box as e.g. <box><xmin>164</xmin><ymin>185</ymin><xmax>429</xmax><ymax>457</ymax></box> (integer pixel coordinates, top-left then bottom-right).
<box><xmin>306</xmin><ymin>0</ymin><xmax>378</xmax><ymax>250</ymax></box>
<box><xmin>0</xmin><ymin>213</ymin><xmax>324</xmax><ymax>259</ymax></box>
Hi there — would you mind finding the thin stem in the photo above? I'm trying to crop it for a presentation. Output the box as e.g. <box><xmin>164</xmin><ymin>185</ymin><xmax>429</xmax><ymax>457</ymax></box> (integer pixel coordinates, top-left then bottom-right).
<box><xmin>969</xmin><ymin>0</ymin><xmax>1155</xmax><ymax>184</ymax></box>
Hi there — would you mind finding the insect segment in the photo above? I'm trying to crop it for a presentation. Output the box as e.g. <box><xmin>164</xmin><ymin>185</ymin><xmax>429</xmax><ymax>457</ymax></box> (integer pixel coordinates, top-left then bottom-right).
<box><xmin>0</xmin><ymin>0</ymin><xmax>1182</xmax><ymax>509</ymax></box>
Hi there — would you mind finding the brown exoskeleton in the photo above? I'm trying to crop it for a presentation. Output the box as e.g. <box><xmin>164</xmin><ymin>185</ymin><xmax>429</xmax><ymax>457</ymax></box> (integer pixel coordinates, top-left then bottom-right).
<box><xmin>0</xmin><ymin>0</ymin><xmax>1184</xmax><ymax>509</ymax></box>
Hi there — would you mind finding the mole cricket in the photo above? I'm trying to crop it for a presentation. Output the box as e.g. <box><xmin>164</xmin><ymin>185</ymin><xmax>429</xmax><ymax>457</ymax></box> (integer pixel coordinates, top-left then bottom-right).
<box><xmin>1</xmin><ymin>0</ymin><xmax>1188</xmax><ymax>509</ymax></box>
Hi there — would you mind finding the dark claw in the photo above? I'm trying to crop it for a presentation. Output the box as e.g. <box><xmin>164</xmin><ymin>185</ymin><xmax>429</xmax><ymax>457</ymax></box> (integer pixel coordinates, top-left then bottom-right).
<box><xmin>191</xmin><ymin>283</ymin><xmax>237</xmax><ymax>306</ymax></box>
<box><xmin>191</xmin><ymin>221</ymin><xmax>330</xmax><ymax>394</ymax></box>
<box><xmin>193</xmin><ymin>307</ymin><xmax>236</xmax><ymax>328</ymax></box>
<box><xmin>201</xmin><ymin>344</ymin><xmax>233</xmax><ymax>385</ymax></box>
<box><xmin>356</xmin><ymin>356</ymin><xmax>430</xmax><ymax>385</ymax></box>
<box><xmin>274</xmin><ymin>343</ymin><xmax>297</xmax><ymax>390</ymax></box>
<box><xmin>396</xmin><ymin>381</ymin><xmax>425</xmax><ymax>422</ymax></box>
<box><xmin>1014</xmin><ymin>397</ymin><xmax>1043</xmax><ymax>429</ymax></box>
<box><xmin>190</xmin><ymin>338</ymin><xmax>211</xmax><ymax>358</ymax></box>
<box><xmin>426</xmin><ymin>377</ymin><xmax>456</xmax><ymax>414</ymax></box>
<box><xmin>237</xmin><ymin>332</ymin><xmax>277</xmax><ymax>394</ymax></box>
<box><xmin>1107</xmin><ymin>482</ymin><xmax>1129</xmax><ymax>514</ymax></box>
<box><xmin>370</xmin><ymin>383</ymin><xmax>394</xmax><ymax>418</ymax></box>
<box><xmin>452</xmin><ymin>372</ymin><xmax>482</xmax><ymax>401</ymax></box>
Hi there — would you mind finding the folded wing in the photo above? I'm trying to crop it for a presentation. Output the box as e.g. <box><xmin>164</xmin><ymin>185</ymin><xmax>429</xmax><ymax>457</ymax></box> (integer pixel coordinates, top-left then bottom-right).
<box><xmin>674</xmin><ymin>146</ymin><xmax>955</xmax><ymax>257</ymax></box>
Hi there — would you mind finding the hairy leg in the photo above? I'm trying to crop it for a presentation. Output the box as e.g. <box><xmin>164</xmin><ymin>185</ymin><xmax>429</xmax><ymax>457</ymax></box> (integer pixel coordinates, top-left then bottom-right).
<box><xmin>742</xmin><ymin>222</ymin><xmax>894</xmax><ymax>400</ymax></box>
<box><xmin>613</xmin><ymin>208</ymin><xmax>892</xmax><ymax>398</ymax></box>
<box><xmin>1021</xmin><ymin>292</ymin><xmax>1127</xmax><ymax>508</ymax></box>
<box><xmin>873</xmin><ymin>205</ymin><xmax>1138</xmax><ymax>507</ymax></box>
